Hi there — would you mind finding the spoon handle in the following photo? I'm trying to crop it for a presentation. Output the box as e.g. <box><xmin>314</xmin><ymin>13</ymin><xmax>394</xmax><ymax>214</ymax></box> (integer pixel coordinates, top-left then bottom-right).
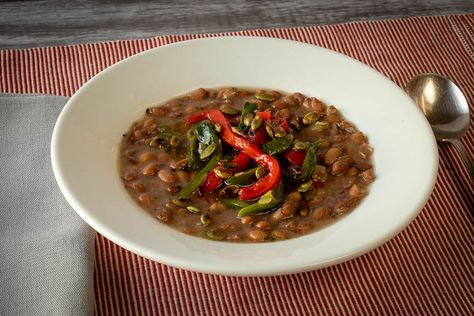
<box><xmin>448</xmin><ymin>138</ymin><xmax>474</xmax><ymax>181</ymax></box>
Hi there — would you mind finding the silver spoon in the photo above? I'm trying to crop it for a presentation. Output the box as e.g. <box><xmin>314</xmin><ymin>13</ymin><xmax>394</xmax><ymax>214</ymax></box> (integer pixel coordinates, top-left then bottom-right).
<box><xmin>405</xmin><ymin>73</ymin><xmax>473</xmax><ymax>180</ymax></box>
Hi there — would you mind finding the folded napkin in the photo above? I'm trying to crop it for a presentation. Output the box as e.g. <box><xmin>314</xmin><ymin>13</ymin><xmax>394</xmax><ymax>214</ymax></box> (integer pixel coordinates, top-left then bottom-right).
<box><xmin>0</xmin><ymin>95</ymin><xmax>94</xmax><ymax>316</ymax></box>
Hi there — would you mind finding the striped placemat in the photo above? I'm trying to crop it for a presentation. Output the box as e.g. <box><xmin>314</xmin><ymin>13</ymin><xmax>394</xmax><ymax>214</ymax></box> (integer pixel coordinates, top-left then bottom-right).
<box><xmin>2</xmin><ymin>13</ymin><xmax>473</xmax><ymax>316</ymax></box>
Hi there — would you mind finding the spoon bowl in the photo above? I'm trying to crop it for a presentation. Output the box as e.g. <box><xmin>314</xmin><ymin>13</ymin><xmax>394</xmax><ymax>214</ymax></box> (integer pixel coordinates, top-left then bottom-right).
<box><xmin>406</xmin><ymin>73</ymin><xmax>473</xmax><ymax>180</ymax></box>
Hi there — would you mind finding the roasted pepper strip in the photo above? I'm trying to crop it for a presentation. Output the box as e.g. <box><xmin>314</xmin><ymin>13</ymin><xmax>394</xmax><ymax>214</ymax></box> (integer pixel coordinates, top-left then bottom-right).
<box><xmin>262</xmin><ymin>134</ymin><xmax>293</xmax><ymax>155</ymax></box>
<box><xmin>290</xmin><ymin>142</ymin><xmax>317</xmax><ymax>183</ymax></box>
<box><xmin>284</xmin><ymin>149</ymin><xmax>307</xmax><ymax>166</ymax></box>
<box><xmin>237</xmin><ymin>183</ymin><xmax>284</xmax><ymax>217</ymax></box>
<box><xmin>225</xmin><ymin>167</ymin><xmax>257</xmax><ymax>186</ymax></box>
<box><xmin>178</xmin><ymin>145</ymin><xmax>221</xmax><ymax>199</ymax></box>
<box><xmin>187</xmin><ymin>110</ymin><xmax>281</xmax><ymax>200</ymax></box>
<box><xmin>221</xmin><ymin>199</ymin><xmax>250</xmax><ymax>209</ymax></box>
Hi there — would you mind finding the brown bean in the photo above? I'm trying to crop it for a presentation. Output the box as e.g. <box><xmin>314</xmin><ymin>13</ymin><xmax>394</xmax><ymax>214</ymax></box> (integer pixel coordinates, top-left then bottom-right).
<box><xmin>273</xmin><ymin>100</ymin><xmax>288</xmax><ymax>110</ymax></box>
<box><xmin>221</xmin><ymin>223</ymin><xmax>237</xmax><ymax>231</ymax></box>
<box><xmin>168</xmin><ymin>100</ymin><xmax>181</xmax><ymax>112</ymax></box>
<box><xmin>176</xmin><ymin>170</ymin><xmax>189</xmax><ymax>182</ymax></box>
<box><xmin>271</xmin><ymin>230</ymin><xmax>287</xmax><ymax>240</ymax></box>
<box><xmin>326</xmin><ymin>105</ymin><xmax>338</xmax><ymax>115</ymax></box>
<box><xmin>334</xmin><ymin>197</ymin><xmax>361</xmax><ymax>216</ymax></box>
<box><xmin>130</xmin><ymin>182</ymin><xmax>146</xmax><ymax>193</ymax></box>
<box><xmin>138</xmin><ymin>193</ymin><xmax>152</xmax><ymax>206</ymax></box>
<box><xmin>142</xmin><ymin>163</ymin><xmax>158</xmax><ymax>176</ymax></box>
<box><xmin>311</xmin><ymin>207</ymin><xmax>332</xmax><ymax>220</ymax></box>
<box><xmin>255</xmin><ymin>221</ymin><xmax>271</xmax><ymax>230</ymax></box>
<box><xmin>349</xmin><ymin>132</ymin><xmax>366</xmax><ymax>144</ymax></box>
<box><xmin>209</xmin><ymin>202</ymin><xmax>226</xmax><ymax>212</ymax></box>
<box><xmin>241</xmin><ymin>216</ymin><xmax>254</xmax><ymax>225</ymax></box>
<box><xmin>324</xmin><ymin>147</ymin><xmax>342</xmax><ymax>165</ymax></box>
<box><xmin>343</xmin><ymin>177</ymin><xmax>357</xmax><ymax>189</ymax></box>
<box><xmin>218</xmin><ymin>87</ymin><xmax>238</xmax><ymax>100</ymax></box>
<box><xmin>276</xmin><ymin>108</ymin><xmax>291</xmax><ymax>119</ymax></box>
<box><xmin>302</xmin><ymin>97</ymin><xmax>325</xmax><ymax>113</ymax></box>
<box><xmin>308</xmin><ymin>196</ymin><xmax>325</xmax><ymax>208</ymax></box>
<box><xmin>331</xmin><ymin>160</ymin><xmax>348</xmax><ymax>176</ymax></box>
<box><xmin>349</xmin><ymin>184</ymin><xmax>367</xmax><ymax>198</ymax></box>
<box><xmin>226</xmin><ymin>232</ymin><xmax>242</xmax><ymax>241</ymax></box>
<box><xmin>190</xmin><ymin>88</ymin><xmax>209</xmax><ymax>101</ymax></box>
<box><xmin>170</xmin><ymin>158</ymin><xmax>189</xmax><ymax>170</ymax></box>
<box><xmin>156</xmin><ymin>210</ymin><xmax>171</xmax><ymax>223</ymax></box>
<box><xmin>165</xmin><ymin>202</ymin><xmax>179</xmax><ymax>212</ymax></box>
<box><xmin>157</xmin><ymin>151</ymin><xmax>171</xmax><ymax>163</ymax></box>
<box><xmin>185</xmin><ymin>105</ymin><xmax>197</xmax><ymax>114</ymax></box>
<box><xmin>158</xmin><ymin>169</ymin><xmax>176</xmax><ymax>183</ymax></box>
<box><xmin>346</xmin><ymin>167</ymin><xmax>358</xmax><ymax>177</ymax></box>
<box><xmin>248</xmin><ymin>229</ymin><xmax>267</xmax><ymax>242</ymax></box>
<box><xmin>360</xmin><ymin>168</ymin><xmax>375</xmax><ymax>184</ymax></box>
<box><xmin>287</xmin><ymin>191</ymin><xmax>302</xmax><ymax>202</ymax></box>
<box><xmin>296</xmin><ymin>221</ymin><xmax>312</xmax><ymax>234</ymax></box>
<box><xmin>147</xmin><ymin>106</ymin><xmax>169</xmax><ymax>117</ymax></box>
<box><xmin>143</xmin><ymin>117</ymin><xmax>156</xmax><ymax>128</ymax></box>
<box><xmin>359</xmin><ymin>143</ymin><xmax>374</xmax><ymax>158</ymax></box>
<box><xmin>122</xmin><ymin>167</ymin><xmax>137</xmax><ymax>181</ymax></box>
<box><xmin>176</xmin><ymin>208</ymin><xmax>187</xmax><ymax>216</ymax></box>
<box><xmin>137</xmin><ymin>151</ymin><xmax>155</xmax><ymax>164</ymax></box>
<box><xmin>167</xmin><ymin>185</ymin><xmax>181</xmax><ymax>193</ymax></box>
<box><xmin>133</xmin><ymin>129</ymin><xmax>144</xmax><ymax>140</ymax></box>
<box><xmin>326</xmin><ymin>114</ymin><xmax>341</xmax><ymax>123</ymax></box>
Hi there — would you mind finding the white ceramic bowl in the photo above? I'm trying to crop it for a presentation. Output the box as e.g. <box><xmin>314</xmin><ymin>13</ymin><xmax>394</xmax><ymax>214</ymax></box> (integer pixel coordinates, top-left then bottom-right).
<box><xmin>51</xmin><ymin>37</ymin><xmax>438</xmax><ymax>276</ymax></box>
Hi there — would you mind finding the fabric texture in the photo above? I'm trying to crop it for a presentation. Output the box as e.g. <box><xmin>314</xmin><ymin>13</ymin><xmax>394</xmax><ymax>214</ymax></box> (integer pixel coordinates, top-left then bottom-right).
<box><xmin>1</xmin><ymin>13</ymin><xmax>473</xmax><ymax>316</ymax></box>
<box><xmin>0</xmin><ymin>95</ymin><xmax>95</xmax><ymax>316</ymax></box>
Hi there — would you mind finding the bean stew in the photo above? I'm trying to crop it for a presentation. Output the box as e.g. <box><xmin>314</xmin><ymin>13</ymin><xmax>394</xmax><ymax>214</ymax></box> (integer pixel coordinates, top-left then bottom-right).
<box><xmin>119</xmin><ymin>88</ymin><xmax>374</xmax><ymax>242</ymax></box>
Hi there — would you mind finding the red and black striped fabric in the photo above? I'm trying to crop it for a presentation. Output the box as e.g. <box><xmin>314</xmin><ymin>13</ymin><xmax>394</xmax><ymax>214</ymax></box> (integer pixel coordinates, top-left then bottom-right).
<box><xmin>1</xmin><ymin>13</ymin><xmax>473</xmax><ymax>316</ymax></box>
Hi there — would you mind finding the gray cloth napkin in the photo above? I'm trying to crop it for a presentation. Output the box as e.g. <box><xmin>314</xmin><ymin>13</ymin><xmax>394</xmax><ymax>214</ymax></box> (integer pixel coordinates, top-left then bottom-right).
<box><xmin>0</xmin><ymin>94</ymin><xmax>94</xmax><ymax>316</ymax></box>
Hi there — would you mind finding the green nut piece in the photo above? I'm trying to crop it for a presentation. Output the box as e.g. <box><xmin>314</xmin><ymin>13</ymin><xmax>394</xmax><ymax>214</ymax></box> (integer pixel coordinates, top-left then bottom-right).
<box><xmin>265</xmin><ymin>124</ymin><xmax>274</xmax><ymax>138</ymax></box>
<box><xmin>297</xmin><ymin>179</ymin><xmax>314</xmax><ymax>192</ymax></box>
<box><xmin>255</xmin><ymin>165</ymin><xmax>266</xmax><ymax>179</ymax></box>
<box><xmin>199</xmin><ymin>143</ymin><xmax>217</xmax><ymax>160</ymax></box>
<box><xmin>255</xmin><ymin>92</ymin><xmax>276</xmax><ymax>101</ymax></box>
<box><xmin>303</xmin><ymin>111</ymin><xmax>320</xmax><ymax>125</ymax></box>
<box><xmin>289</xmin><ymin>116</ymin><xmax>302</xmax><ymax>131</ymax></box>
<box><xmin>243</xmin><ymin>113</ymin><xmax>254</xmax><ymax>127</ymax></box>
<box><xmin>200</xmin><ymin>214</ymin><xmax>211</xmax><ymax>226</ymax></box>
<box><xmin>186</xmin><ymin>205</ymin><xmax>201</xmax><ymax>214</ymax></box>
<box><xmin>221</xmin><ymin>104</ymin><xmax>240</xmax><ymax>115</ymax></box>
<box><xmin>293</xmin><ymin>141</ymin><xmax>307</xmax><ymax>151</ymax></box>
<box><xmin>170</xmin><ymin>135</ymin><xmax>180</xmax><ymax>148</ymax></box>
<box><xmin>206</xmin><ymin>229</ymin><xmax>226</xmax><ymax>240</ymax></box>
<box><xmin>214</xmin><ymin>167</ymin><xmax>233</xmax><ymax>179</ymax></box>
<box><xmin>172</xmin><ymin>198</ymin><xmax>190</xmax><ymax>207</ymax></box>
<box><xmin>250</xmin><ymin>115</ymin><xmax>263</xmax><ymax>131</ymax></box>
<box><xmin>312</xmin><ymin>121</ymin><xmax>330</xmax><ymax>132</ymax></box>
<box><xmin>231</xmin><ymin>126</ymin><xmax>248</xmax><ymax>137</ymax></box>
<box><xmin>214</xmin><ymin>123</ymin><xmax>222</xmax><ymax>133</ymax></box>
<box><xmin>273</xmin><ymin>126</ymin><xmax>287</xmax><ymax>138</ymax></box>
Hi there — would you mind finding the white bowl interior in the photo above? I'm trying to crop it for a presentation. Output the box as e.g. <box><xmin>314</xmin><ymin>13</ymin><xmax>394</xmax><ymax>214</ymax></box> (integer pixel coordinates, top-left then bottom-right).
<box><xmin>52</xmin><ymin>37</ymin><xmax>438</xmax><ymax>276</ymax></box>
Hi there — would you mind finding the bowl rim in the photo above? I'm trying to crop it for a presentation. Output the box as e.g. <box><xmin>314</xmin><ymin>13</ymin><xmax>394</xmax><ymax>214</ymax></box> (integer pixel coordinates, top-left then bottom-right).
<box><xmin>51</xmin><ymin>36</ymin><xmax>439</xmax><ymax>276</ymax></box>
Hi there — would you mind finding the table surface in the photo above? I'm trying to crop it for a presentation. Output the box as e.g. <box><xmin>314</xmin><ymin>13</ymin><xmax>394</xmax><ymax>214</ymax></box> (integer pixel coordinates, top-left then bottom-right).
<box><xmin>1</xmin><ymin>0</ymin><xmax>473</xmax><ymax>49</ymax></box>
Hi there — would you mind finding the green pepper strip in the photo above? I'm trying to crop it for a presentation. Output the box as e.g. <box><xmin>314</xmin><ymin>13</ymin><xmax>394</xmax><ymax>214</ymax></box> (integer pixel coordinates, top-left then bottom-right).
<box><xmin>221</xmin><ymin>199</ymin><xmax>250</xmax><ymax>209</ymax></box>
<box><xmin>224</xmin><ymin>167</ymin><xmax>257</xmax><ymax>186</ymax></box>
<box><xmin>237</xmin><ymin>183</ymin><xmax>284</xmax><ymax>218</ymax></box>
<box><xmin>194</xmin><ymin>120</ymin><xmax>218</xmax><ymax>145</ymax></box>
<box><xmin>238</xmin><ymin>102</ymin><xmax>258</xmax><ymax>131</ymax></box>
<box><xmin>187</xmin><ymin>132</ymin><xmax>202</xmax><ymax>170</ymax></box>
<box><xmin>178</xmin><ymin>144</ymin><xmax>221</xmax><ymax>199</ymax></box>
<box><xmin>294</xmin><ymin>142</ymin><xmax>317</xmax><ymax>182</ymax></box>
<box><xmin>262</xmin><ymin>134</ymin><xmax>294</xmax><ymax>155</ymax></box>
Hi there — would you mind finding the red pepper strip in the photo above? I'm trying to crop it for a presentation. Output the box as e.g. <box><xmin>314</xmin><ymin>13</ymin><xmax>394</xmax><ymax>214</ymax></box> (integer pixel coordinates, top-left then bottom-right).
<box><xmin>255</xmin><ymin>111</ymin><xmax>289</xmax><ymax>132</ymax></box>
<box><xmin>186</xmin><ymin>110</ymin><xmax>281</xmax><ymax>200</ymax></box>
<box><xmin>284</xmin><ymin>150</ymin><xmax>307</xmax><ymax>166</ymax></box>
<box><xmin>255</xmin><ymin>111</ymin><xmax>272</xmax><ymax>121</ymax></box>
<box><xmin>202</xmin><ymin>128</ymin><xmax>264</xmax><ymax>193</ymax></box>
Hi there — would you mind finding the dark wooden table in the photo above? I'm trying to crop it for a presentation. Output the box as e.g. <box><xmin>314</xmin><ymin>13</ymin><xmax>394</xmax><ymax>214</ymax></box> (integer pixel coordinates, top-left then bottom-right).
<box><xmin>1</xmin><ymin>0</ymin><xmax>473</xmax><ymax>49</ymax></box>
